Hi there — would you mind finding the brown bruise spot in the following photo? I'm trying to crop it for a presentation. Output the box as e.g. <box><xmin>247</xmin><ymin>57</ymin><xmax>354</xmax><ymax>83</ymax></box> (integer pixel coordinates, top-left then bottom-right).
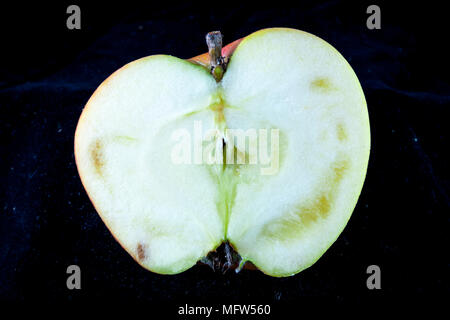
<box><xmin>137</xmin><ymin>243</ymin><xmax>147</xmax><ymax>261</ymax></box>
<box><xmin>90</xmin><ymin>139</ymin><xmax>104</xmax><ymax>176</ymax></box>
<box><xmin>299</xmin><ymin>211</ymin><xmax>319</xmax><ymax>226</ymax></box>
<box><xmin>316</xmin><ymin>195</ymin><xmax>331</xmax><ymax>218</ymax></box>
<box><xmin>310</xmin><ymin>77</ymin><xmax>333</xmax><ymax>92</ymax></box>
<box><xmin>261</xmin><ymin>158</ymin><xmax>350</xmax><ymax>241</ymax></box>
<box><xmin>88</xmin><ymin>136</ymin><xmax>137</xmax><ymax>177</ymax></box>
<box><xmin>296</xmin><ymin>193</ymin><xmax>331</xmax><ymax>227</ymax></box>
<box><xmin>337</xmin><ymin>123</ymin><xmax>347</xmax><ymax>141</ymax></box>
<box><xmin>332</xmin><ymin>159</ymin><xmax>349</xmax><ymax>183</ymax></box>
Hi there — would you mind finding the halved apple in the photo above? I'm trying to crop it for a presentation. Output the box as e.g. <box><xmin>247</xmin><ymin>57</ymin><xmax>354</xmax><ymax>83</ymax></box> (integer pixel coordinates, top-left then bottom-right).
<box><xmin>75</xmin><ymin>28</ymin><xmax>370</xmax><ymax>277</ymax></box>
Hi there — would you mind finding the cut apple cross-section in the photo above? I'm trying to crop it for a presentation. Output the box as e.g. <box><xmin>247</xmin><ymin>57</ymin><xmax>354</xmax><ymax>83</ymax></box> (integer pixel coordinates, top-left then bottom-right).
<box><xmin>75</xmin><ymin>28</ymin><xmax>370</xmax><ymax>277</ymax></box>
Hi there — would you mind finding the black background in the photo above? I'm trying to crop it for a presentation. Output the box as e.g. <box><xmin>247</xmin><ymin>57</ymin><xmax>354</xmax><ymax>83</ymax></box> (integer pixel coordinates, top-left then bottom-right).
<box><xmin>0</xmin><ymin>0</ymin><xmax>448</xmax><ymax>310</ymax></box>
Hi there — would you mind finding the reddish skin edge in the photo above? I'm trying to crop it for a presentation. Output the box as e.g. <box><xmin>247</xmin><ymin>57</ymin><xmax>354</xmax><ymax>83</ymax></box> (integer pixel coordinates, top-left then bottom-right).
<box><xmin>75</xmin><ymin>36</ymin><xmax>257</xmax><ymax>274</ymax></box>
<box><xmin>188</xmin><ymin>38</ymin><xmax>243</xmax><ymax>68</ymax></box>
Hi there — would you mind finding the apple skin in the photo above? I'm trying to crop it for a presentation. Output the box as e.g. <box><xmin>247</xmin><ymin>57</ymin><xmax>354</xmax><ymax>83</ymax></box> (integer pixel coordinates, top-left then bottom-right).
<box><xmin>188</xmin><ymin>38</ymin><xmax>243</xmax><ymax>69</ymax></box>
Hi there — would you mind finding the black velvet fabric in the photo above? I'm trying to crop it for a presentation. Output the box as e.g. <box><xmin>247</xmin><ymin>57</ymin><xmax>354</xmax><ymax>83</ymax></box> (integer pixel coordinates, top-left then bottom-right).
<box><xmin>0</xmin><ymin>1</ymin><xmax>448</xmax><ymax>308</ymax></box>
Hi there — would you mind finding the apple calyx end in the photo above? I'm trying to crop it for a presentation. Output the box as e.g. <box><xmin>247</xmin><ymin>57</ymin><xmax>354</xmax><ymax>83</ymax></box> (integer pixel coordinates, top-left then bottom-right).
<box><xmin>199</xmin><ymin>241</ymin><xmax>245</xmax><ymax>273</ymax></box>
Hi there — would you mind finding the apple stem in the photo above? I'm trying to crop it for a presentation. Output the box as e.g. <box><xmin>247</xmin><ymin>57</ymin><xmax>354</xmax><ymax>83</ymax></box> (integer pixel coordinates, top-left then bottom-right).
<box><xmin>206</xmin><ymin>31</ymin><xmax>225</xmax><ymax>81</ymax></box>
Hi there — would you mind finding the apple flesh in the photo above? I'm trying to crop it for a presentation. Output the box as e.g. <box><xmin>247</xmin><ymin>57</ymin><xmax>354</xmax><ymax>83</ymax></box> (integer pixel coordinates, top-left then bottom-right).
<box><xmin>75</xmin><ymin>28</ymin><xmax>370</xmax><ymax>276</ymax></box>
